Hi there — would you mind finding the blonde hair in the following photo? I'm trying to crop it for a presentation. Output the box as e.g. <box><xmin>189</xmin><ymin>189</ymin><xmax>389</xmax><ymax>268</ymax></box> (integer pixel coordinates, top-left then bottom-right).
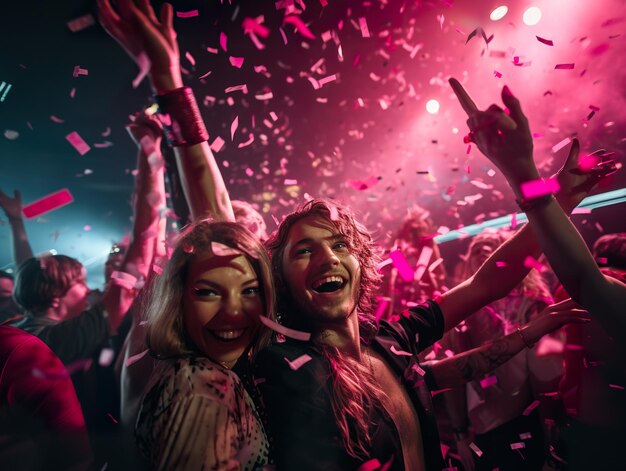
<box><xmin>145</xmin><ymin>219</ymin><xmax>276</xmax><ymax>360</ymax></box>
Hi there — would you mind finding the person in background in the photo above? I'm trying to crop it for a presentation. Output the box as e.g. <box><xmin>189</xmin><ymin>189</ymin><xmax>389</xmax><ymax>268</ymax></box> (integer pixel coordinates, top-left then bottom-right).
<box><xmin>449</xmin><ymin>77</ymin><xmax>623</xmax><ymax>470</ymax></box>
<box><xmin>0</xmin><ymin>270</ymin><xmax>21</xmax><ymax>324</ymax></box>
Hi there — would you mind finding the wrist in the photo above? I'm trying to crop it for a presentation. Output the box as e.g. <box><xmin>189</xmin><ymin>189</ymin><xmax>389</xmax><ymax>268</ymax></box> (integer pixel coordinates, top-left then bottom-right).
<box><xmin>517</xmin><ymin>326</ymin><xmax>536</xmax><ymax>349</ymax></box>
<box><xmin>149</xmin><ymin>70</ymin><xmax>184</xmax><ymax>95</ymax></box>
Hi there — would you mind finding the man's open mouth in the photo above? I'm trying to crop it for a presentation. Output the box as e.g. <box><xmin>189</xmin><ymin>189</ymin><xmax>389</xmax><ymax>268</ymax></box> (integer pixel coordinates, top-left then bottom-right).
<box><xmin>311</xmin><ymin>276</ymin><xmax>345</xmax><ymax>293</ymax></box>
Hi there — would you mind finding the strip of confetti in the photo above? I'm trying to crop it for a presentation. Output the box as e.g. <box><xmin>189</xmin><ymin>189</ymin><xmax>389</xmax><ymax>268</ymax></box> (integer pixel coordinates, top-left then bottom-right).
<box><xmin>176</xmin><ymin>10</ymin><xmax>199</xmax><ymax>18</ymax></box>
<box><xmin>554</xmin><ymin>63</ymin><xmax>575</xmax><ymax>69</ymax></box>
<box><xmin>283</xmin><ymin>15</ymin><xmax>316</xmax><ymax>39</ymax></box>
<box><xmin>125</xmin><ymin>349</ymin><xmax>150</xmax><ymax>367</ymax></box>
<box><xmin>480</xmin><ymin>375</ymin><xmax>498</xmax><ymax>388</ymax></box>
<box><xmin>522</xmin><ymin>399</ymin><xmax>541</xmax><ymax>416</ymax></box>
<box><xmin>469</xmin><ymin>443</ymin><xmax>483</xmax><ymax>457</ymax></box>
<box><xmin>284</xmin><ymin>354</ymin><xmax>312</xmax><ymax>371</ymax></box>
<box><xmin>536</xmin><ymin>36</ymin><xmax>554</xmax><ymax>46</ymax></box>
<box><xmin>389</xmin><ymin>250</ymin><xmax>414</xmax><ymax>282</ymax></box>
<box><xmin>210</xmin><ymin>136</ymin><xmax>225</xmax><ymax>152</ymax></box>
<box><xmin>22</xmin><ymin>189</ymin><xmax>74</xmax><ymax>219</ymax></box>
<box><xmin>390</xmin><ymin>345</ymin><xmax>413</xmax><ymax>356</ymax></box>
<box><xmin>225</xmin><ymin>84</ymin><xmax>248</xmax><ymax>94</ymax></box>
<box><xmin>259</xmin><ymin>315</ymin><xmax>311</xmax><ymax>341</ymax></box>
<box><xmin>67</xmin><ymin>14</ymin><xmax>95</xmax><ymax>32</ymax></box>
<box><xmin>358</xmin><ymin>17</ymin><xmax>370</xmax><ymax>37</ymax></box>
<box><xmin>0</xmin><ymin>81</ymin><xmax>12</xmax><ymax>102</ymax></box>
<box><xmin>66</xmin><ymin>131</ymin><xmax>91</xmax><ymax>155</ymax></box>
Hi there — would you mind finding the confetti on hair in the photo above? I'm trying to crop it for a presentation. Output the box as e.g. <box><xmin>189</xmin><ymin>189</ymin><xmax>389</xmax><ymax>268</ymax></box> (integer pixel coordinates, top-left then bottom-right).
<box><xmin>522</xmin><ymin>399</ymin><xmax>541</xmax><ymax>416</ymax></box>
<box><xmin>284</xmin><ymin>354</ymin><xmax>312</xmax><ymax>371</ymax></box>
<box><xmin>211</xmin><ymin>242</ymin><xmax>242</xmax><ymax>257</ymax></box>
<box><xmin>259</xmin><ymin>315</ymin><xmax>311</xmax><ymax>341</ymax></box>
<box><xmin>67</xmin><ymin>14</ymin><xmax>95</xmax><ymax>32</ymax></box>
<box><xmin>176</xmin><ymin>10</ymin><xmax>199</xmax><ymax>18</ymax></box>
<box><xmin>125</xmin><ymin>349</ymin><xmax>150</xmax><ymax>367</ymax></box>
<box><xmin>520</xmin><ymin>178</ymin><xmax>560</xmax><ymax>199</ymax></box>
<box><xmin>283</xmin><ymin>15</ymin><xmax>316</xmax><ymax>39</ymax></box>
<box><xmin>22</xmin><ymin>188</ymin><xmax>74</xmax><ymax>219</ymax></box>
<box><xmin>536</xmin><ymin>36</ymin><xmax>554</xmax><ymax>46</ymax></box>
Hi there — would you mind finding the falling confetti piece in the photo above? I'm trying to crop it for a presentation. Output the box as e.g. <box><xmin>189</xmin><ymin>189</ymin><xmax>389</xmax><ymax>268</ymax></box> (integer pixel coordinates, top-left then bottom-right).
<box><xmin>229</xmin><ymin>56</ymin><xmax>244</xmax><ymax>68</ymax></box>
<box><xmin>4</xmin><ymin>130</ymin><xmax>18</xmax><ymax>140</ymax></box>
<box><xmin>259</xmin><ymin>315</ymin><xmax>311</xmax><ymax>341</ymax></box>
<box><xmin>524</xmin><ymin>256</ymin><xmax>546</xmax><ymax>273</ymax></box>
<box><xmin>176</xmin><ymin>10</ymin><xmax>199</xmax><ymax>18</ymax></box>
<box><xmin>510</xmin><ymin>442</ymin><xmax>526</xmax><ymax>450</ymax></box>
<box><xmin>536</xmin><ymin>36</ymin><xmax>554</xmax><ymax>46</ymax></box>
<box><xmin>284</xmin><ymin>354</ymin><xmax>312</xmax><ymax>371</ymax></box>
<box><xmin>551</xmin><ymin>137</ymin><xmax>572</xmax><ymax>153</ymax></box>
<box><xmin>469</xmin><ymin>443</ymin><xmax>483</xmax><ymax>457</ymax></box>
<box><xmin>0</xmin><ymin>81</ymin><xmax>12</xmax><ymax>102</ymax></box>
<box><xmin>555</xmin><ymin>63</ymin><xmax>575</xmax><ymax>69</ymax></box>
<box><xmin>23</xmin><ymin>189</ymin><xmax>74</xmax><ymax>219</ymax></box>
<box><xmin>210</xmin><ymin>136</ymin><xmax>225</xmax><ymax>152</ymax></box>
<box><xmin>480</xmin><ymin>375</ymin><xmax>498</xmax><ymax>388</ymax></box>
<box><xmin>66</xmin><ymin>131</ymin><xmax>91</xmax><ymax>155</ymax></box>
<box><xmin>390</xmin><ymin>345</ymin><xmax>413</xmax><ymax>356</ymax></box>
<box><xmin>225</xmin><ymin>84</ymin><xmax>248</xmax><ymax>94</ymax></box>
<box><xmin>357</xmin><ymin>459</ymin><xmax>381</xmax><ymax>471</ymax></box>
<box><xmin>358</xmin><ymin>17</ymin><xmax>370</xmax><ymax>37</ymax></box>
<box><xmin>67</xmin><ymin>14</ymin><xmax>95</xmax><ymax>32</ymax></box>
<box><xmin>389</xmin><ymin>250</ymin><xmax>414</xmax><ymax>282</ymax></box>
<box><xmin>220</xmin><ymin>32</ymin><xmax>228</xmax><ymax>51</ymax></box>
<box><xmin>125</xmin><ymin>349</ymin><xmax>150</xmax><ymax>367</ymax></box>
<box><xmin>99</xmin><ymin>348</ymin><xmax>115</xmax><ymax>366</ymax></box>
<box><xmin>283</xmin><ymin>15</ymin><xmax>316</xmax><ymax>39</ymax></box>
<box><xmin>230</xmin><ymin>116</ymin><xmax>239</xmax><ymax>141</ymax></box>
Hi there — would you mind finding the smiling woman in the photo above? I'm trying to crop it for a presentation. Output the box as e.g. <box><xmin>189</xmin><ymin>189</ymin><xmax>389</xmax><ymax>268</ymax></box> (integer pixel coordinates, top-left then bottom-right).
<box><xmin>135</xmin><ymin>219</ymin><xmax>276</xmax><ymax>470</ymax></box>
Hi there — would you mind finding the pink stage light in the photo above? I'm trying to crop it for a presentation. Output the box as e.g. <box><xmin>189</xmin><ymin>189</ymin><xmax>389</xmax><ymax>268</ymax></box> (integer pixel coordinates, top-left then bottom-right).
<box><xmin>426</xmin><ymin>99</ymin><xmax>440</xmax><ymax>114</ymax></box>
<box><xmin>523</xmin><ymin>6</ymin><xmax>542</xmax><ymax>26</ymax></box>
<box><xmin>490</xmin><ymin>5</ymin><xmax>509</xmax><ymax>21</ymax></box>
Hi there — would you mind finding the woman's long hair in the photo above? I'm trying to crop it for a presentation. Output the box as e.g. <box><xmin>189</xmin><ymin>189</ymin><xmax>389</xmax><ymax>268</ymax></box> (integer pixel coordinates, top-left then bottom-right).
<box><xmin>267</xmin><ymin>199</ymin><xmax>386</xmax><ymax>459</ymax></box>
<box><xmin>145</xmin><ymin>219</ymin><xmax>276</xmax><ymax>360</ymax></box>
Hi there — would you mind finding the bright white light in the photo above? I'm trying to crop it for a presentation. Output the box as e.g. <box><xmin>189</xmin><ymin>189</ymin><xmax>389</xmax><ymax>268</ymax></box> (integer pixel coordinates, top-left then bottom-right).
<box><xmin>490</xmin><ymin>5</ymin><xmax>508</xmax><ymax>21</ymax></box>
<box><xmin>523</xmin><ymin>7</ymin><xmax>542</xmax><ymax>26</ymax></box>
<box><xmin>426</xmin><ymin>99</ymin><xmax>440</xmax><ymax>114</ymax></box>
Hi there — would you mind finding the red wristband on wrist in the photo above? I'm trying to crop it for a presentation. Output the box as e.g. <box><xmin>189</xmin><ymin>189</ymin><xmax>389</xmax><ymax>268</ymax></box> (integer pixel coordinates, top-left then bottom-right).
<box><xmin>155</xmin><ymin>87</ymin><xmax>208</xmax><ymax>147</ymax></box>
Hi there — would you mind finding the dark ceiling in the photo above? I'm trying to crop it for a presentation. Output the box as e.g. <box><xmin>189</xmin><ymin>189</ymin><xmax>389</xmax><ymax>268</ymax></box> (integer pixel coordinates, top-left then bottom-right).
<box><xmin>1</xmin><ymin>0</ymin><xmax>625</xmax><ymax>286</ymax></box>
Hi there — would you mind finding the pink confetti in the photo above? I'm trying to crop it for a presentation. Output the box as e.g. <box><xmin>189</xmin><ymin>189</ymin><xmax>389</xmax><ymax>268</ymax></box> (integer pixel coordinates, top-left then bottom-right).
<box><xmin>67</xmin><ymin>14</ymin><xmax>95</xmax><ymax>32</ymax></box>
<box><xmin>98</xmin><ymin>348</ymin><xmax>115</xmax><ymax>366</ymax></box>
<box><xmin>220</xmin><ymin>32</ymin><xmax>228</xmax><ymax>51</ymax></box>
<box><xmin>428</xmin><ymin>257</ymin><xmax>444</xmax><ymax>273</ymax></box>
<box><xmin>211</xmin><ymin>242</ymin><xmax>241</xmax><ymax>257</ymax></box>
<box><xmin>358</xmin><ymin>17</ymin><xmax>370</xmax><ymax>37</ymax></box>
<box><xmin>132</xmin><ymin>52</ymin><xmax>150</xmax><ymax>88</ymax></box>
<box><xmin>555</xmin><ymin>63</ymin><xmax>575</xmax><ymax>69</ymax></box>
<box><xmin>66</xmin><ymin>131</ymin><xmax>91</xmax><ymax>155</ymax></box>
<box><xmin>185</xmin><ymin>51</ymin><xmax>196</xmax><ymax>66</ymax></box>
<box><xmin>125</xmin><ymin>349</ymin><xmax>150</xmax><ymax>368</ymax></box>
<box><xmin>520</xmin><ymin>178</ymin><xmax>560</xmax><ymax>199</ymax></box>
<box><xmin>23</xmin><ymin>189</ymin><xmax>74</xmax><ymax>219</ymax></box>
<box><xmin>469</xmin><ymin>442</ymin><xmax>483</xmax><ymax>457</ymax></box>
<box><xmin>608</xmin><ymin>384</ymin><xmax>625</xmax><ymax>390</ymax></box>
<box><xmin>480</xmin><ymin>375</ymin><xmax>498</xmax><ymax>389</ymax></box>
<box><xmin>357</xmin><ymin>459</ymin><xmax>381</xmax><ymax>471</ymax></box>
<box><xmin>284</xmin><ymin>354</ymin><xmax>312</xmax><ymax>371</ymax></box>
<box><xmin>283</xmin><ymin>15</ymin><xmax>316</xmax><ymax>39</ymax></box>
<box><xmin>520</xmin><ymin>432</ymin><xmax>532</xmax><ymax>440</ymax></box>
<box><xmin>536</xmin><ymin>36</ymin><xmax>554</xmax><ymax>46</ymax></box>
<box><xmin>83</xmin><ymin>225</ymin><xmax>91</xmax><ymax>231</ymax></box>
<box><xmin>259</xmin><ymin>315</ymin><xmax>311</xmax><ymax>341</ymax></box>
<box><xmin>237</xmin><ymin>134</ymin><xmax>254</xmax><ymax>148</ymax></box>
<box><xmin>242</xmin><ymin>17</ymin><xmax>270</xmax><ymax>38</ymax></box>
<box><xmin>225</xmin><ymin>84</ymin><xmax>248</xmax><ymax>94</ymax></box>
<box><xmin>229</xmin><ymin>56</ymin><xmax>244</xmax><ymax>68</ymax></box>
<box><xmin>230</xmin><ymin>116</ymin><xmax>239</xmax><ymax>141</ymax></box>
<box><xmin>374</xmin><ymin>297</ymin><xmax>389</xmax><ymax>323</ymax></box>
<box><xmin>523</xmin><ymin>256</ymin><xmax>546</xmax><ymax>273</ymax></box>
<box><xmin>318</xmin><ymin>74</ymin><xmax>338</xmax><ymax>87</ymax></box>
<box><xmin>284</xmin><ymin>179</ymin><xmax>298</xmax><ymax>185</ymax></box>
<box><xmin>72</xmin><ymin>65</ymin><xmax>88</xmax><ymax>78</ymax></box>
<box><xmin>210</xmin><ymin>136</ymin><xmax>225</xmax><ymax>152</ymax></box>
<box><xmin>414</xmin><ymin>246</ymin><xmax>433</xmax><ymax>282</ymax></box>
<box><xmin>551</xmin><ymin>137</ymin><xmax>572</xmax><ymax>153</ymax></box>
<box><xmin>390</xmin><ymin>345</ymin><xmax>413</xmax><ymax>356</ymax></box>
<box><xmin>348</xmin><ymin>176</ymin><xmax>378</xmax><ymax>191</ymax></box>
<box><xmin>510</xmin><ymin>442</ymin><xmax>526</xmax><ymax>450</ymax></box>
<box><xmin>50</xmin><ymin>115</ymin><xmax>65</xmax><ymax>123</ymax></box>
<box><xmin>494</xmin><ymin>70</ymin><xmax>502</xmax><ymax>78</ymax></box>
<box><xmin>389</xmin><ymin>250</ymin><xmax>414</xmax><ymax>282</ymax></box>
<box><xmin>176</xmin><ymin>10</ymin><xmax>199</xmax><ymax>18</ymax></box>
<box><xmin>523</xmin><ymin>399</ymin><xmax>541</xmax><ymax>416</ymax></box>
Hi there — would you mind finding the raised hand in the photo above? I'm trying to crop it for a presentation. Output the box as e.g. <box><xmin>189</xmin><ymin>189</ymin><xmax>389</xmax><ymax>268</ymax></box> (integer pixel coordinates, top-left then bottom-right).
<box><xmin>554</xmin><ymin>139</ymin><xmax>617</xmax><ymax>209</ymax></box>
<box><xmin>98</xmin><ymin>0</ymin><xmax>182</xmax><ymax>92</ymax></box>
<box><xmin>522</xmin><ymin>299</ymin><xmax>591</xmax><ymax>346</ymax></box>
<box><xmin>0</xmin><ymin>189</ymin><xmax>24</xmax><ymax>221</ymax></box>
<box><xmin>126</xmin><ymin>111</ymin><xmax>164</xmax><ymax>146</ymax></box>
<box><xmin>449</xmin><ymin>78</ymin><xmax>536</xmax><ymax>181</ymax></box>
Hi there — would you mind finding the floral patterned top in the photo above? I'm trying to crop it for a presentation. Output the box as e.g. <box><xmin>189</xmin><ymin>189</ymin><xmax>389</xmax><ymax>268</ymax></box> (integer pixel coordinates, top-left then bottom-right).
<box><xmin>136</xmin><ymin>356</ymin><xmax>270</xmax><ymax>470</ymax></box>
